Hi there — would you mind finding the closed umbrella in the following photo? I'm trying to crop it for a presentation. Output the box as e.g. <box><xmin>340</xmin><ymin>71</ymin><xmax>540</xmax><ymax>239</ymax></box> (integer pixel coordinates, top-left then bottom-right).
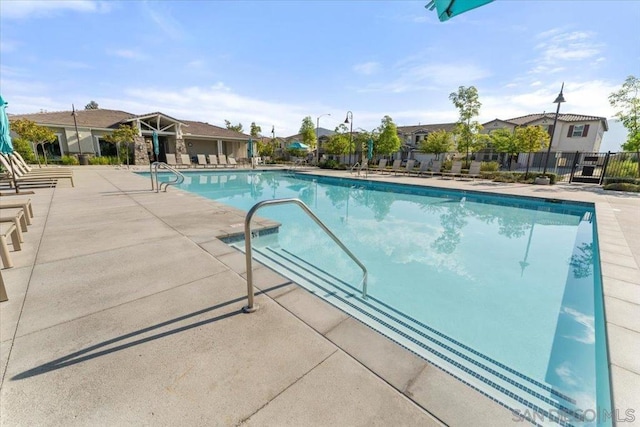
<box><xmin>367</xmin><ymin>138</ymin><xmax>374</xmax><ymax>160</ymax></box>
<box><xmin>0</xmin><ymin>94</ymin><xmax>20</xmax><ymax>194</ymax></box>
<box><xmin>247</xmin><ymin>138</ymin><xmax>254</xmax><ymax>169</ymax></box>
<box><xmin>152</xmin><ymin>131</ymin><xmax>159</xmax><ymax>157</ymax></box>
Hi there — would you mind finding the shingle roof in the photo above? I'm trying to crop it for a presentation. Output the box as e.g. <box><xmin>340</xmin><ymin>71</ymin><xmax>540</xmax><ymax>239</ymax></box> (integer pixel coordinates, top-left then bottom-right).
<box><xmin>507</xmin><ymin>113</ymin><xmax>608</xmax><ymax>130</ymax></box>
<box><xmin>396</xmin><ymin>123</ymin><xmax>457</xmax><ymax>134</ymax></box>
<box><xmin>9</xmin><ymin>108</ymin><xmax>251</xmax><ymax>138</ymax></box>
<box><xmin>9</xmin><ymin>109</ymin><xmax>134</xmax><ymax>129</ymax></box>
<box><xmin>181</xmin><ymin>120</ymin><xmax>250</xmax><ymax>139</ymax></box>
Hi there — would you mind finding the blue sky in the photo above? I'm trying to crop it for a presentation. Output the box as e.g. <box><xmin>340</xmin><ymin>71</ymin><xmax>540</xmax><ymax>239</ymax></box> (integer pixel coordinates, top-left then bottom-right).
<box><xmin>1</xmin><ymin>1</ymin><xmax>638</xmax><ymax>150</ymax></box>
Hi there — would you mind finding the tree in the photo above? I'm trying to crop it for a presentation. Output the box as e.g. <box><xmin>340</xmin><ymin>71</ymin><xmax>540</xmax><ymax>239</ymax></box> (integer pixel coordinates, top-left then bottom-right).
<box><xmin>85</xmin><ymin>100</ymin><xmax>99</xmax><ymax>110</ymax></box>
<box><xmin>449</xmin><ymin>86</ymin><xmax>487</xmax><ymax>160</ymax></box>
<box><xmin>489</xmin><ymin>128</ymin><xmax>519</xmax><ymax>170</ymax></box>
<box><xmin>609</xmin><ymin>75</ymin><xmax>640</xmax><ymax>176</ymax></box>
<box><xmin>324</xmin><ymin>123</ymin><xmax>351</xmax><ymax>155</ymax></box>
<box><xmin>10</xmin><ymin>118</ymin><xmax>56</xmax><ymax>166</ymax></box>
<box><xmin>376</xmin><ymin>115</ymin><xmax>401</xmax><ymax>157</ymax></box>
<box><xmin>224</xmin><ymin>120</ymin><xmax>244</xmax><ymax>133</ymax></box>
<box><xmin>250</xmin><ymin>122</ymin><xmax>262</xmax><ymax>138</ymax></box>
<box><xmin>354</xmin><ymin>128</ymin><xmax>379</xmax><ymax>162</ymax></box>
<box><xmin>514</xmin><ymin>125</ymin><xmax>550</xmax><ymax>177</ymax></box>
<box><xmin>103</xmin><ymin>124</ymin><xmax>138</xmax><ymax>167</ymax></box>
<box><xmin>257</xmin><ymin>139</ymin><xmax>274</xmax><ymax>157</ymax></box>
<box><xmin>299</xmin><ymin>116</ymin><xmax>317</xmax><ymax>149</ymax></box>
<box><xmin>418</xmin><ymin>129</ymin><xmax>453</xmax><ymax>159</ymax></box>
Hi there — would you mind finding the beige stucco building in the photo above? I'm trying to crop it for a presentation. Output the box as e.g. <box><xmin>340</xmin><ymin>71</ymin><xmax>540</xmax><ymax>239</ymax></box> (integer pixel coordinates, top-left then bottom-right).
<box><xmin>8</xmin><ymin>109</ymin><xmax>252</xmax><ymax>165</ymax></box>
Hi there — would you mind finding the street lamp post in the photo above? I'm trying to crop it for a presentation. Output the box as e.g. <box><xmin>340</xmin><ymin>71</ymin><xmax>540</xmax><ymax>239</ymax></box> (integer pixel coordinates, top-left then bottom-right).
<box><xmin>71</xmin><ymin>104</ymin><xmax>83</xmax><ymax>155</ymax></box>
<box><xmin>344</xmin><ymin>111</ymin><xmax>353</xmax><ymax>165</ymax></box>
<box><xmin>542</xmin><ymin>83</ymin><xmax>566</xmax><ymax>176</ymax></box>
<box><xmin>316</xmin><ymin>113</ymin><xmax>330</xmax><ymax>163</ymax></box>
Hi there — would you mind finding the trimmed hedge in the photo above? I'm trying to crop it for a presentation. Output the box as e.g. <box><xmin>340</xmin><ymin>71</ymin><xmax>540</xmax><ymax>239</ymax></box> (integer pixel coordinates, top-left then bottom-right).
<box><xmin>604</xmin><ymin>183</ymin><xmax>640</xmax><ymax>192</ymax></box>
<box><xmin>603</xmin><ymin>177</ymin><xmax>640</xmax><ymax>185</ymax></box>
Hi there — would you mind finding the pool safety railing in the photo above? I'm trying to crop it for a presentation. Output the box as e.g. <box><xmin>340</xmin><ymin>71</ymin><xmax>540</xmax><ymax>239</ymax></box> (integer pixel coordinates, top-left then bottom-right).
<box><xmin>349</xmin><ymin>161</ymin><xmax>368</xmax><ymax>178</ymax></box>
<box><xmin>150</xmin><ymin>161</ymin><xmax>185</xmax><ymax>192</ymax></box>
<box><xmin>242</xmin><ymin>198</ymin><xmax>368</xmax><ymax>313</ymax></box>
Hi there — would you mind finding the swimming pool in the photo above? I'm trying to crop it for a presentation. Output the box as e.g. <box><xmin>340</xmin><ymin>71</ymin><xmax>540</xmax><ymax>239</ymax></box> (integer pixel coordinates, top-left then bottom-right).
<box><xmin>156</xmin><ymin>170</ymin><xmax>611</xmax><ymax>425</ymax></box>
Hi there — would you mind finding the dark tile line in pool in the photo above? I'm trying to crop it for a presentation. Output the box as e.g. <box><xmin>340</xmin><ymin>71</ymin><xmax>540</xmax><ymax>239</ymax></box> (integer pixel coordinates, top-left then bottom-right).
<box><xmin>294</xmin><ymin>173</ymin><xmax>594</xmax><ymax>214</ymax></box>
<box><xmin>256</xmin><ymin>246</ymin><xmax>581</xmax><ymax>422</ymax></box>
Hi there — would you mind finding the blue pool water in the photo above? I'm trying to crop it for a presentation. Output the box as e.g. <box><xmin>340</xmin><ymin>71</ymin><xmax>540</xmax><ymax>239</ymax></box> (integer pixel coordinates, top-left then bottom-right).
<box><xmin>152</xmin><ymin>170</ymin><xmax>611</xmax><ymax>425</ymax></box>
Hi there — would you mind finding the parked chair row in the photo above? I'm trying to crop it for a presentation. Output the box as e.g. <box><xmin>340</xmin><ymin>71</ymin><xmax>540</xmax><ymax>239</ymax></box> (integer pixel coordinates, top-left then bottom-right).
<box><xmin>0</xmin><ymin>198</ymin><xmax>34</xmax><ymax>301</ymax></box>
<box><xmin>164</xmin><ymin>153</ymin><xmax>238</xmax><ymax>169</ymax></box>
<box><xmin>1</xmin><ymin>153</ymin><xmax>75</xmax><ymax>188</ymax></box>
<box><xmin>368</xmin><ymin>159</ymin><xmax>483</xmax><ymax>180</ymax></box>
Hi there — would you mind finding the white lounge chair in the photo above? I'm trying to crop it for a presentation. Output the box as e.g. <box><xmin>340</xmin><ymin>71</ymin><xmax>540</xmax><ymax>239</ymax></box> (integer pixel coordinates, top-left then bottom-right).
<box><xmin>398</xmin><ymin>159</ymin><xmax>415</xmax><ymax>175</ymax></box>
<box><xmin>441</xmin><ymin>161</ymin><xmax>463</xmax><ymax>179</ymax></box>
<box><xmin>0</xmin><ymin>154</ymin><xmax>74</xmax><ymax>187</ymax></box>
<box><xmin>419</xmin><ymin>160</ymin><xmax>442</xmax><ymax>177</ymax></box>
<box><xmin>208</xmin><ymin>155</ymin><xmax>219</xmax><ymax>168</ymax></box>
<box><xmin>196</xmin><ymin>154</ymin><xmax>208</xmax><ymax>168</ymax></box>
<box><xmin>218</xmin><ymin>154</ymin><xmax>228</xmax><ymax>167</ymax></box>
<box><xmin>165</xmin><ymin>153</ymin><xmax>178</xmax><ymax>167</ymax></box>
<box><xmin>0</xmin><ymin>221</ymin><xmax>22</xmax><ymax>268</ymax></box>
<box><xmin>227</xmin><ymin>157</ymin><xmax>238</xmax><ymax>168</ymax></box>
<box><xmin>382</xmin><ymin>159</ymin><xmax>401</xmax><ymax>175</ymax></box>
<box><xmin>180</xmin><ymin>154</ymin><xmax>191</xmax><ymax>168</ymax></box>
<box><xmin>370</xmin><ymin>159</ymin><xmax>387</xmax><ymax>173</ymax></box>
<box><xmin>459</xmin><ymin>161</ymin><xmax>482</xmax><ymax>180</ymax></box>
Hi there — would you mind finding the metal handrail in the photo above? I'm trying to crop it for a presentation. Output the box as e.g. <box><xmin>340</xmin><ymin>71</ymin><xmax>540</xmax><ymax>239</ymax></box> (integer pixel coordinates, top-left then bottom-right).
<box><xmin>150</xmin><ymin>161</ymin><xmax>185</xmax><ymax>192</ymax></box>
<box><xmin>243</xmin><ymin>198</ymin><xmax>368</xmax><ymax>313</ymax></box>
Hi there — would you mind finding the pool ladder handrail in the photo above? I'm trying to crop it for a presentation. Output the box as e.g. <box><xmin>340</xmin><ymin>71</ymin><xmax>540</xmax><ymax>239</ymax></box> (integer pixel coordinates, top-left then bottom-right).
<box><xmin>150</xmin><ymin>161</ymin><xmax>185</xmax><ymax>192</ymax></box>
<box><xmin>243</xmin><ymin>198</ymin><xmax>368</xmax><ymax>313</ymax></box>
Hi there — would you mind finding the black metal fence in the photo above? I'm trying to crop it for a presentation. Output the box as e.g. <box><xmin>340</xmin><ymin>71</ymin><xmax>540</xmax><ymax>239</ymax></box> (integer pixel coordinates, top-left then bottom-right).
<box><xmin>514</xmin><ymin>151</ymin><xmax>639</xmax><ymax>184</ymax></box>
<box><xmin>406</xmin><ymin>151</ymin><xmax>639</xmax><ymax>184</ymax></box>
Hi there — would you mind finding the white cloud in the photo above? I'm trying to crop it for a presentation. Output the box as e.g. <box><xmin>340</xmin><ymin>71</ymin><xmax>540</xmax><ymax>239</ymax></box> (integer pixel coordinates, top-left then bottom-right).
<box><xmin>0</xmin><ymin>0</ymin><xmax>111</xmax><ymax>19</ymax></box>
<box><xmin>555</xmin><ymin>362</ymin><xmax>578</xmax><ymax>386</ymax></box>
<box><xmin>353</xmin><ymin>62</ymin><xmax>381</xmax><ymax>76</ymax></box>
<box><xmin>357</xmin><ymin>61</ymin><xmax>491</xmax><ymax>94</ymax></box>
<box><xmin>108</xmin><ymin>49</ymin><xmax>148</xmax><ymax>60</ymax></box>
<box><xmin>529</xmin><ymin>29</ymin><xmax>604</xmax><ymax>75</ymax></box>
<box><xmin>0</xmin><ymin>39</ymin><xmax>19</xmax><ymax>53</ymax></box>
<box><xmin>561</xmin><ymin>306</ymin><xmax>595</xmax><ymax>344</ymax></box>
<box><xmin>144</xmin><ymin>4</ymin><xmax>185</xmax><ymax>40</ymax></box>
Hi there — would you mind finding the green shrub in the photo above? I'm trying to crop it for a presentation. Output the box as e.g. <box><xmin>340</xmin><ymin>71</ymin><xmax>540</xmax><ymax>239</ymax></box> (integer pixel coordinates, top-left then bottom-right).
<box><xmin>89</xmin><ymin>156</ymin><xmax>112</xmax><ymax>165</ymax></box>
<box><xmin>12</xmin><ymin>137</ymin><xmax>36</xmax><ymax>163</ymax></box>
<box><xmin>605</xmin><ymin>159</ymin><xmax>638</xmax><ymax>178</ymax></box>
<box><xmin>318</xmin><ymin>159</ymin><xmax>346</xmax><ymax>170</ymax></box>
<box><xmin>535</xmin><ymin>173</ymin><xmax>557</xmax><ymax>184</ymax></box>
<box><xmin>442</xmin><ymin>159</ymin><xmax>453</xmax><ymax>171</ymax></box>
<box><xmin>604</xmin><ymin>183</ymin><xmax>640</xmax><ymax>192</ymax></box>
<box><xmin>603</xmin><ymin>177</ymin><xmax>640</xmax><ymax>185</ymax></box>
<box><xmin>480</xmin><ymin>161</ymin><xmax>499</xmax><ymax>172</ymax></box>
<box><xmin>61</xmin><ymin>155</ymin><xmax>79</xmax><ymax>165</ymax></box>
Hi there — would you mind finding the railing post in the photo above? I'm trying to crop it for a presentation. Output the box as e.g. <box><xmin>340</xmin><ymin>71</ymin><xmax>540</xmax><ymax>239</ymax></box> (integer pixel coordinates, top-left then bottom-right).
<box><xmin>599</xmin><ymin>151</ymin><xmax>611</xmax><ymax>185</ymax></box>
<box><xmin>569</xmin><ymin>151</ymin><xmax>579</xmax><ymax>183</ymax></box>
<box><xmin>243</xmin><ymin>203</ymin><xmax>259</xmax><ymax>313</ymax></box>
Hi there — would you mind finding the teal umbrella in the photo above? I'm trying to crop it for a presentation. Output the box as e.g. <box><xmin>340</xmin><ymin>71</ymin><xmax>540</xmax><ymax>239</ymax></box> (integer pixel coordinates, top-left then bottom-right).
<box><xmin>152</xmin><ymin>131</ymin><xmax>159</xmax><ymax>156</ymax></box>
<box><xmin>0</xmin><ymin>94</ymin><xmax>19</xmax><ymax>193</ymax></box>
<box><xmin>367</xmin><ymin>138</ymin><xmax>373</xmax><ymax>160</ymax></box>
<box><xmin>426</xmin><ymin>0</ymin><xmax>493</xmax><ymax>22</ymax></box>
<box><xmin>287</xmin><ymin>141</ymin><xmax>309</xmax><ymax>150</ymax></box>
<box><xmin>247</xmin><ymin>138</ymin><xmax>253</xmax><ymax>158</ymax></box>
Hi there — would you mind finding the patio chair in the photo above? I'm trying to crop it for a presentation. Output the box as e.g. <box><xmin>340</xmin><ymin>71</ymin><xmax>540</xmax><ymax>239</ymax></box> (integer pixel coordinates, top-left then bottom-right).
<box><xmin>397</xmin><ymin>159</ymin><xmax>415</xmax><ymax>175</ymax></box>
<box><xmin>0</xmin><ymin>156</ymin><xmax>73</xmax><ymax>188</ymax></box>
<box><xmin>0</xmin><ymin>221</ymin><xmax>22</xmax><ymax>268</ymax></box>
<box><xmin>227</xmin><ymin>157</ymin><xmax>238</xmax><ymax>168</ymax></box>
<box><xmin>415</xmin><ymin>161</ymin><xmax>430</xmax><ymax>176</ymax></box>
<box><xmin>0</xmin><ymin>199</ymin><xmax>33</xmax><ymax>225</ymax></box>
<box><xmin>382</xmin><ymin>159</ymin><xmax>401</xmax><ymax>175</ymax></box>
<box><xmin>165</xmin><ymin>153</ymin><xmax>178</xmax><ymax>167</ymax></box>
<box><xmin>459</xmin><ymin>161</ymin><xmax>482</xmax><ymax>180</ymax></box>
<box><xmin>196</xmin><ymin>154</ymin><xmax>208</xmax><ymax>168</ymax></box>
<box><xmin>218</xmin><ymin>154</ymin><xmax>228</xmax><ymax>167</ymax></box>
<box><xmin>180</xmin><ymin>154</ymin><xmax>191</xmax><ymax>168</ymax></box>
<box><xmin>369</xmin><ymin>159</ymin><xmax>387</xmax><ymax>173</ymax></box>
<box><xmin>419</xmin><ymin>160</ymin><xmax>442</xmax><ymax>177</ymax></box>
<box><xmin>0</xmin><ymin>208</ymin><xmax>28</xmax><ymax>243</ymax></box>
<box><xmin>207</xmin><ymin>154</ymin><xmax>219</xmax><ymax>168</ymax></box>
<box><xmin>1</xmin><ymin>154</ymin><xmax>74</xmax><ymax>185</ymax></box>
<box><xmin>441</xmin><ymin>161</ymin><xmax>463</xmax><ymax>179</ymax></box>
<box><xmin>8</xmin><ymin>152</ymin><xmax>74</xmax><ymax>177</ymax></box>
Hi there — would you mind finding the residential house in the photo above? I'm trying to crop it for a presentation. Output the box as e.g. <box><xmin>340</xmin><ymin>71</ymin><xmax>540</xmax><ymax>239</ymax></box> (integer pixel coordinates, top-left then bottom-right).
<box><xmin>481</xmin><ymin>113</ymin><xmax>608</xmax><ymax>167</ymax></box>
<box><xmin>8</xmin><ymin>109</ymin><xmax>251</xmax><ymax>165</ymax></box>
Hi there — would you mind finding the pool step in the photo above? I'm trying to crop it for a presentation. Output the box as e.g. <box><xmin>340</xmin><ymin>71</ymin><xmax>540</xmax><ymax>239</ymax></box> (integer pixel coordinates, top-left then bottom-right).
<box><xmin>234</xmin><ymin>242</ymin><xmax>581</xmax><ymax>425</ymax></box>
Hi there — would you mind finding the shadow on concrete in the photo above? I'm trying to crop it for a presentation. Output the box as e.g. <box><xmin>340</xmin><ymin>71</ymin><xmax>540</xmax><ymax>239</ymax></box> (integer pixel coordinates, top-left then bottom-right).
<box><xmin>11</xmin><ymin>282</ymin><xmax>292</xmax><ymax>380</ymax></box>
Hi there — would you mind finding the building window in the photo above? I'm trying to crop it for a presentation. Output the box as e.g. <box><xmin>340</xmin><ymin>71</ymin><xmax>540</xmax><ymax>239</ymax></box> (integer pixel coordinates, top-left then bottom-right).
<box><xmin>37</xmin><ymin>135</ymin><xmax>63</xmax><ymax>159</ymax></box>
<box><xmin>98</xmin><ymin>138</ymin><xmax>117</xmax><ymax>156</ymax></box>
<box><xmin>567</xmin><ymin>124</ymin><xmax>590</xmax><ymax>138</ymax></box>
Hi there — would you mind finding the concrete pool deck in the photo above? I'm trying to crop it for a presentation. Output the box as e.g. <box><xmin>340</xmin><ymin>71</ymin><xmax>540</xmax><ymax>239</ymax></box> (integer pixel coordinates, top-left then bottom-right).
<box><xmin>0</xmin><ymin>166</ymin><xmax>638</xmax><ymax>426</ymax></box>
